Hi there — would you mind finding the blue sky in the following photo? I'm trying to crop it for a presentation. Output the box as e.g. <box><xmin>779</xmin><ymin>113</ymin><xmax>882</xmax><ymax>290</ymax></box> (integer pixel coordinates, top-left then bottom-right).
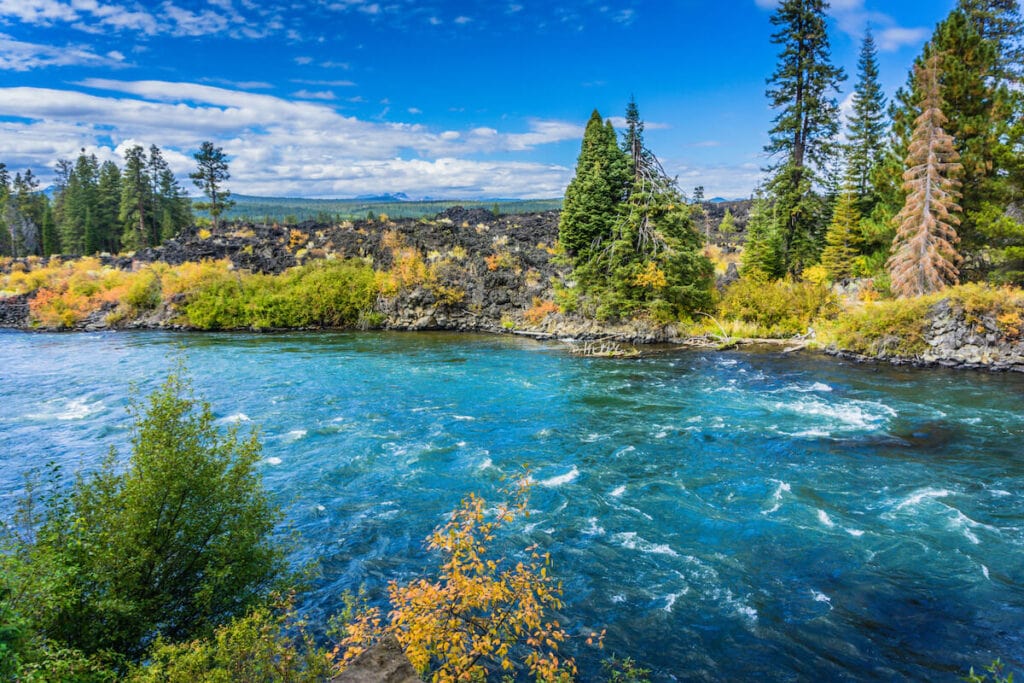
<box><xmin>0</xmin><ymin>0</ymin><xmax>972</xmax><ymax>199</ymax></box>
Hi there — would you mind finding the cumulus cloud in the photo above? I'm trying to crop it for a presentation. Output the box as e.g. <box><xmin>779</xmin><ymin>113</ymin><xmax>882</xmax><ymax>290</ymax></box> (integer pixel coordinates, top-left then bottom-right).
<box><xmin>0</xmin><ymin>80</ymin><xmax>577</xmax><ymax>198</ymax></box>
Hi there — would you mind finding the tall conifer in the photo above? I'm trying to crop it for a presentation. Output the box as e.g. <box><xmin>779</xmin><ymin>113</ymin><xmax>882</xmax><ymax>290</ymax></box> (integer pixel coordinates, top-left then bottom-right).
<box><xmin>764</xmin><ymin>0</ymin><xmax>846</xmax><ymax>275</ymax></box>
<box><xmin>888</xmin><ymin>55</ymin><xmax>964</xmax><ymax>298</ymax></box>
<box><xmin>820</xmin><ymin>190</ymin><xmax>861</xmax><ymax>281</ymax></box>
<box><xmin>559</xmin><ymin>110</ymin><xmax>629</xmax><ymax>260</ymax></box>
<box><xmin>845</xmin><ymin>28</ymin><xmax>887</xmax><ymax>214</ymax></box>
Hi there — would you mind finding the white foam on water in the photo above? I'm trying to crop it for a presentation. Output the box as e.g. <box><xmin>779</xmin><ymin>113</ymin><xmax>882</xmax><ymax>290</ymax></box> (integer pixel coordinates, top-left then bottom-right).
<box><xmin>773</xmin><ymin>396</ymin><xmax>896</xmax><ymax>432</ymax></box>
<box><xmin>583</xmin><ymin>517</ymin><xmax>605</xmax><ymax>536</ymax></box>
<box><xmin>982</xmin><ymin>564</ymin><xmax>990</xmax><ymax>579</ymax></box>
<box><xmin>29</xmin><ymin>397</ymin><xmax>105</xmax><ymax>421</ymax></box>
<box><xmin>265</xmin><ymin>456</ymin><xmax>282</xmax><ymax>465</ymax></box>
<box><xmin>811</xmin><ymin>589</ymin><xmax>831</xmax><ymax>604</ymax></box>
<box><xmin>614</xmin><ymin>445</ymin><xmax>636</xmax><ymax>457</ymax></box>
<box><xmin>611</xmin><ymin>594</ymin><xmax>626</xmax><ymax>603</ymax></box>
<box><xmin>221</xmin><ymin>412</ymin><xmax>250</xmax><ymax>424</ymax></box>
<box><xmin>285</xmin><ymin>429</ymin><xmax>307</xmax><ymax>441</ymax></box>
<box><xmin>686</xmin><ymin>415</ymin><xmax>703</xmax><ymax>423</ymax></box>
<box><xmin>581</xmin><ymin>432</ymin><xmax>607</xmax><ymax>443</ymax></box>
<box><xmin>817</xmin><ymin>509</ymin><xmax>835</xmax><ymax>528</ymax></box>
<box><xmin>896</xmin><ymin>487</ymin><xmax>951</xmax><ymax>510</ymax></box>
<box><xmin>612</xmin><ymin>531</ymin><xmax>679</xmax><ymax>557</ymax></box>
<box><xmin>316</xmin><ymin>504</ymin><xmax>325</xmax><ymax>512</ymax></box>
<box><xmin>610</xmin><ymin>485</ymin><xmax>627</xmax><ymax>498</ymax></box>
<box><xmin>947</xmin><ymin>508</ymin><xmax>998</xmax><ymax>545</ymax></box>
<box><xmin>761</xmin><ymin>480</ymin><xmax>791</xmax><ymax>515</ymax></box>
<box><xmin>663</xmin><ymin>589</ymin><xmax>689</xmax><ymax>612</ymax></box>
<box><xmin>789</xmin><ymin>428</ymin><xmax>832</xmax><ymax>438</ymax></box>
<box><xmin>845</xmin><ymin>527</ymin><xmax>865</xmax><ymax>537</ymax></box>
<box><xmin>539</xmin><ymin>466</ymin><xmax>579</xmax><ymax>488</ymax></box>
<box><xmin>476</xmin><ymin>456</ymin><xmax>493</xmax><ymax>470</ymax></box>
<box><xmin>453</xmin><ymin>415</ymin><xmax>475</xmax><ymax>421</ymax></box>
<box><xmin>989</xmin><ymin>489</ymin><xmax>1011</xmax><ymax>497</ymax></box>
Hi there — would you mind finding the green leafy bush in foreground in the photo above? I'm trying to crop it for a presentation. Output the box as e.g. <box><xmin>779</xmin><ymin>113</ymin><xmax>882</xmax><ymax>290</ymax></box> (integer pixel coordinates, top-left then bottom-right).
<box><xmin>1</xmin><ymin>370</ymin><xmax>285</xmax><ymax>677</ymax></box>
<box><xmin>182</xmin><ymin>258</ymin><xmax>379</xmax><ymax>330</ymax></box>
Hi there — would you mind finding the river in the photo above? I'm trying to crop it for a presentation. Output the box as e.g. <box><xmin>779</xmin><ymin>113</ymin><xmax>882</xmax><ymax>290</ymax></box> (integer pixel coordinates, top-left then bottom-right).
<box><xmin>1</xmin><ymin>330</ymin><xmax>1022</xmax><ymax>680</ymax></box>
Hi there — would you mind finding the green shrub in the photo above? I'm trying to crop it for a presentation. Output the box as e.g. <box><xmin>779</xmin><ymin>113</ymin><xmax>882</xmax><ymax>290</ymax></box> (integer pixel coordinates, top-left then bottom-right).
<box><xmin>1</xmin><ymin>371</ymin><xmax>285</xmax><ymax>661</ymax></box>
<box><xmin>719</xmin><ymin>273</ymin><xmax>837</xmax><ymax>337</ymax></box>
<box><xmin>129</xmin><ymin>599</ymin><xmax>331</xmax><ymax>683</ymax></box>
<box><xmin>124</xmin><ymin>269</ymin><xmax>162</xmax><ymax>312</ymax></box>
<box><xmin>182</xmin><ymin>260</ymin><xmax>378</xmax><ymax>330</ymax></box>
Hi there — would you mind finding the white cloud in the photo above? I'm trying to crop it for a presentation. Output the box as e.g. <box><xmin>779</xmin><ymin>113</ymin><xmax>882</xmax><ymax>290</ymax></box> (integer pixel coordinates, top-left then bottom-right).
<box><xmin>293</xmin><ymin>89</ymin><xmax>336</xmax><ymax>100</ymax></box>
<box><xmin>875</xmin><ymin>26</ymin><xmax>931</xmax><ymax>51</ymax></box>
<box><xmin>0</xmin><ymin>33</ymin><xmax>128</xmax><ymax>71</ymax></box>
<box><xmin>0</xmin><ymin>80</ymin><xmax>577</xmax><ymax>198</ymax></box>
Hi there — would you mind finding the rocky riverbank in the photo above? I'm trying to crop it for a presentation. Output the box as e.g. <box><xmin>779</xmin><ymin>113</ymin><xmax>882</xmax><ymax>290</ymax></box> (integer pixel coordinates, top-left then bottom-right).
<box><xmin>3</xmin><ymin>207</ymin><xmax>1023</xmax><ymax>372</ymax></box>
<box><xmin>823</xmin><ymin>290</ymin><xmax>1024</xmax><ymax>372</ymax></box>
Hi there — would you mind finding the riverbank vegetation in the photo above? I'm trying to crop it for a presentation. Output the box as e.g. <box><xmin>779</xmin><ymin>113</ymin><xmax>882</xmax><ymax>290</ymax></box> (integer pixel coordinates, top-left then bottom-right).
<box><xmin>0</xmin><ymin>372</ymin><xmax>613</xmax><ymax>682</ymax></box>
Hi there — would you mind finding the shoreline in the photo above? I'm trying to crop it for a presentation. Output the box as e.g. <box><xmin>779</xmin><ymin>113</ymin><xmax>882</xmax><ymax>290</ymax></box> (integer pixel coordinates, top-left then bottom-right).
<box><xmin>4</xmin><ymin>319</ymin><xmax>1023</xmax><ymax>374</ymax></box>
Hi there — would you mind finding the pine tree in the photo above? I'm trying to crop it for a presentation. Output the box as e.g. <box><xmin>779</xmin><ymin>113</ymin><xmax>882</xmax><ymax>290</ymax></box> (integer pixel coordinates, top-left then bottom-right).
<box><xmin>150</xmin><ymin>145</ymin><xmax>192</xmax><ymax>242</ymax></box>
<box><xmin>764</xmin><ymin>0</ymin><xmax>846</xmax><ymax>276</ymax></box>
<box><xmin>0</xmin><ymin>164</ymin><xmax>12</xmax><ymax>257</ymax></box>
<box><xmin>719</xmin><ymin>209</ymin><xmax>737</xmax><ymax>236</ymax></box>
<box><xmin>191</xmin><ymin>141</ymin><xmax>235</xmax><ymax>230</ymax></box>
<box><xmin>11</xmin><ymin>170</ymin><xmax>43</xmax><ymax>256</ymax></box>
<box><xmin>57</xmin><ymin>151</ymin><xmax>99</xmax><ymax>254</ymax></box>
<box><xmin>40</xmin><ymin>202</ymin><xmax>58</xmax><ymax>255</ymax></box>
<box><xmin>957</xmin><ymin>0</ymin><xmax>1023</xmax><ymax>85</ymax></box>
<box><xmin>120</xmin><ymin>145</ymin><xmax>152</xmax><ymax>250</ymax></box>
<box><xmin>889</xmin><ymin>8</ymin><xmax>1013</xmax><ymax>269</ymax></box>
<box><xmin>96</xmin><ymin>161</ymin><xmax>122</xmax><ymax>252</ymax></box>
<box><xmin>888</xmin><ymin>55</ymin><xmax>964</xmax><ymax>298</ymax></box>
<box><xmin>845</xmin><ymin>28</ymin><xmax>887</xmax><ymax>215</ymax></box>
<box><xmin>820</xmin><ymin>190</ymin><xmax>861</xmax><ymax>281</ymax></box>
<box><xmin>559</xmin><ymin>110</ymin><xmax>629</xmax><ymax>259</ymax></box>
<box><xmin>741</xmin><ymin>192</ymin><xmax>784</xmax><ymax>278</ymax></box>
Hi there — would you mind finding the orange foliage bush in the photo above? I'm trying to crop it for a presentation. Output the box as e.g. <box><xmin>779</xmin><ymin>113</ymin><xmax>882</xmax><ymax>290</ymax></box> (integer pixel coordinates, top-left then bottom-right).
<box><xmin>334</xmin><ymin>479</ymin><xmax>576</xmax><ymax>682</ymax></box>
<box><xmin>524</xmin><ymin>298</ymin><xmax>559</xmax><ymax>325</ymax></box>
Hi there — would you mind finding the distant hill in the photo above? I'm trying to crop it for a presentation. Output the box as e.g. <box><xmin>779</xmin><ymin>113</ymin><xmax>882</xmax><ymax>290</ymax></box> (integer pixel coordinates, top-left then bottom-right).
<box><xmin>203</xmin><ymin>195</ymin><xmax>563</xmax><ymax>223</ymax></box>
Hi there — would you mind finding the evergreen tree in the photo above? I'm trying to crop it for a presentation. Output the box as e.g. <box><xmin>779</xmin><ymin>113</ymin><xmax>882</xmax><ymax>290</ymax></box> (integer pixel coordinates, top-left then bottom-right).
<box><xmin>889</xmin><ymin>9</ymin><xmax>1008</xmax><ymax>268</ymax></box>
<box><xmin>57</xmin><ymin>151</ymin><xmax>99</xmax><ymax>254</ymax></box>
<box><xmin>11</xmin><ymin>171</ymin><xmax>43</xmax><ymax>256</ymax></box>
<box><xmin>741</xmin><ymin>192</ymin><xmax>785</xmax><ymax>277</ymax></box>
<box><xmin>559</xmin><ymin>110</ymin><xmax>629</xmax><ymax>259</ymax></box>
<box><xmin>0</xmin><ymin>164</ymin><xmax>11</xmax><ymax>257</ymax></box>
<box><xmin>691</xmin><ymin>185</ymin><xmax>710</xmax><ymax>241</ymax></box>
<box><xmin>191</xmin><ymin>141</ymin><xmax>235</xmax><ymax>230</ymax></box>
<box><xmin>888</xmin><ymin>55</ymin><xmax>964</xmax><ymax>298</ymax></box>
<box><xmin>150</xmin><ymin>145</ymin><xmax>192</xmax><ymax>242</ymax></box>
<box><xmin>957</xmin><ymin>0</ymin><xmax>1023</xmax><ymax>85</ymax></box>
<box><xmin>120</xmin><ymin>145</ymin><xmax>153</xmax><ymax>250</ymax></box>
<box><xmin>40</xmin><ymin>202</ymin><xmax>58</xmax><ymax>256</ymax></box>
<box><xmin>96</xmin><ymin>160</ymin><xmax>122</xmax><ymax>253</ymax></box>
<box><xmin>845</xmin><ymin>28</ymin><xmax>887</xmax><ymax>215</ymax></box>
<box><xmin>718</xmin><ymin>208</ymin><xmax>737</xmax><ymax>236</ymax></box>
<box><xmin>764</xmin><ymin>0</ymin><xmax>846</xmax><ymax>276</ymax></box>
<box><xmin>820</xmin><ymin>189</ymin><xmax>861</xmax><ymax>281</ymax></box>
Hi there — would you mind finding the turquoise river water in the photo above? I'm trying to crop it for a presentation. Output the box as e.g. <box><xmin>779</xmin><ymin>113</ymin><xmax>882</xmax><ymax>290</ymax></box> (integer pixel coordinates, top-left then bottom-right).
<box><xmin>1</xmin><ymin>330</ymin><xmax>1022</xmax><ymax>680</ymax></box>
